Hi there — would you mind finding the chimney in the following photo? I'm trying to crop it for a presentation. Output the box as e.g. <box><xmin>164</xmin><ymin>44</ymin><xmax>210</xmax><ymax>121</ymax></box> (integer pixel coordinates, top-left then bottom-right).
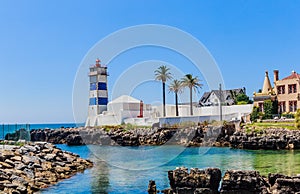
<box><xmin>274</xmin><ymin>70</ymin><xmax>279</xmax><ymax>83</ymax></box>
<box><xmin>137</xmin><ymin>100</ymin><xmax>143</xmax><ymax>118</ymax></box>
<box><xmin>292</xmin><ymin>70</ymin><xmax>296</xmax><ymax>74</ymax></box>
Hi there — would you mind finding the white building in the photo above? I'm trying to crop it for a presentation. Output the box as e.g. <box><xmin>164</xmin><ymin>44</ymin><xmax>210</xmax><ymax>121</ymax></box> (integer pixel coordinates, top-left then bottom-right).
<box><xmin>86</xmin><ymin>95</ymin><xmax>159</xmax><ymax>126</ymax></box>
<box><xmin>85</xmin><ymin>59</ymin><xmax>253</xmax><ymax>127</ymax></box>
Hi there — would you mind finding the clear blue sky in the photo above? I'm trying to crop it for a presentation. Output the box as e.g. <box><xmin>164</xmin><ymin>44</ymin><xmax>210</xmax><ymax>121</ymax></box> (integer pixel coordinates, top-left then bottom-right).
<box><xmin>0</xmin><ymin>0</ymin><xmax>299</xmax><ymax>123</ymax></box>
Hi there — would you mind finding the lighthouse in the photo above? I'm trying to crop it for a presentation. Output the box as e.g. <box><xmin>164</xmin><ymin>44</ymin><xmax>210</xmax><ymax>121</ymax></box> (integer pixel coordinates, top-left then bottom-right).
<box><xmin>86</xmin><ymin>59</ymin><xmax>108</xmax><ymax>126</ymax></box>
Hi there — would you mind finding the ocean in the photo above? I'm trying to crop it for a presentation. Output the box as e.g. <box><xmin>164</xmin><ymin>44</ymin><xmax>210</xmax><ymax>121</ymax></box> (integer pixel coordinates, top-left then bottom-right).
<box><xmin>40</xmin><ymin>145</ymin><xmax>300</xmax><ymax>194</ymax></box>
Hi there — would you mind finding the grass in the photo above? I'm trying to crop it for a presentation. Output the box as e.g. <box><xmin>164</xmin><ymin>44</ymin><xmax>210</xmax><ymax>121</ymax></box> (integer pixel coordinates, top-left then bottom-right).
<box><xmin>100</xmin><ymin>124</ymin><xmax>152</xmax><ymax>132</ymax></box>
<box><xmin>247</xmin><ymin>121</ymin><xmax>297</xmax><ymax>130</ymax></box>
<box><xmin>0</xmin><ymin>141</ymin><xmax>25</xmax><ymax>146</ymax></box>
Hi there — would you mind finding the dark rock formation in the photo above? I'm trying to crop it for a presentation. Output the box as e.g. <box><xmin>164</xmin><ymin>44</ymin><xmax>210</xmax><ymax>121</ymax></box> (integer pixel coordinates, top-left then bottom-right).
<box><xmin>229</xmin><ymin>129</ymin><xmax>300</xmax><ymax>150</ymax></box>
<box><xmin>158</xmin><ymin>167</ymin><xmax>300</xmax><ymax>194</ymax></box>
<box><xmin>0</xmin><ymin>142</ymin><xmax>93</xmax><ymax>193</ymax></box>
<box><xmin>27</xmin><ymin>124</ymin><xmax>235</xmax><ymax>147</ymax></box>
<box><xmin>220</xmin><ymin>170</ymin><xmax>269</xmax><ymax>193</ymax></box>
<box><xmin>148</xmin><ymin>180</ymin><xmax>158</xmax><ymax>194</ymax></box>
<box><xmin>269</xmin><ymin>173</ymin><xmax>300</xmax><ymax>193</ymax></box>
<box><xmin>166</xmin><ymin>167</ymin><xmax>221</xmax><ymax>194</ymax></box>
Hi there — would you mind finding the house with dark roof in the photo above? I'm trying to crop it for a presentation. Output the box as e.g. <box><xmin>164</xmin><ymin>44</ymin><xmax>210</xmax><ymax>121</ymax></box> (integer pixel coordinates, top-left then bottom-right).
<box><xmin>199</xmin><ymin>88</ymin><xmax>246</xmax><ymax>106</ymax></box>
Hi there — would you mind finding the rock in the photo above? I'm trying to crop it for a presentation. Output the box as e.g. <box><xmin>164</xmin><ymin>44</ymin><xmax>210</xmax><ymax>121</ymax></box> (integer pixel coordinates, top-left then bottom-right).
<box><xmin>44</xmin><ymin>154</ymin><xmax>56</xmax><ymax>161</ymax></box>
<box><xmin>15</xmin><ymin>163</ymin><xmax>27</xmax><ymax>171</ymax></box>
<box><xmin>148</xmin><ymin>180</ymin><xmax>157</xmax><ymax>194</ymax></box>
<box><xmin>268</xmin><ymin>173</ymin><xmax>300</xmax><ymax>193</ymax></box>
<box><xmin>0</xmin><ymin>150</ymin><xmax>15</xmax><ymax>161</ymax></box>
<box><xmin>23</xmin><ymin>168</ymin><xmax>35</xmax><ymax>179</ymax></box>
<box><xmin>0</xmin><ymin>161</ymin><xmax>14</xmax><ymax>168</ymax></box>
<box><xmin>220</xmin><ymin>170</ymin><xmax>269</xmax><ymax>193</ymax></box>
<box><xmin>22</xmin><ymin>155</ymin><xmax>37</xmax><ymax>165</ymax></box>
<box><xmin>11</xmin><ymin>156</ymin><xmax>22</xmax><ymax>162</ymax></box>
<box><xmin>5</xmin><ymin>159</ymin><xmax>16</xmax><ymax>167</ymax></box>
<box><xmin>167</xmin><ymin>167</ymin><xmax>221</xmax><ymax>193</ymax></box>
<box><xmin>161</xmin><ymin>168</ymin><xmax>300</xmax><ymax>193</ymax></box>
<box><xmin>0</xmin><ymin>170</ymin><xmax>10</xmax><ymax>181</ymax></box>
<box><xmin>10</xmin><ymin>175</ymin><xmax>28</xmax><ymax>187</ymax></box>
<box><xmin>66</xmin><ymin>134</ymin><xmax>83</xmax><ymax>146</ymax></box>
<box><xmin>0</xmin><ymin>141</ymin><xmax>93</xmax><ymax>193</ymax></box>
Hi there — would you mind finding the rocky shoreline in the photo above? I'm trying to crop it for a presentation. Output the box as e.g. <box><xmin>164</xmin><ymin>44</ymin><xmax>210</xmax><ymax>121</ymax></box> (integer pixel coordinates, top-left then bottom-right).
<box><xmin>6</xmin><ymin>125</ymin><xmax>300</xmax><ymax>150</ymax></box>
<box><xmin>230</xmin><ymin>128</ymin><xmax>300</xmax><ymax>150</ymax></box>
<box><xmin>27</xmin><ymin>124</ymin><xmax>234</xmax><ymax>147</ymax></box>
<box><xmin>149</xmin><ymin>167</ymin><xmax>300</xmax><ymax>194</ymax></box>
<box><xmin>0</xmin><ymin>141</ymin><xmax>93</xmax><ymax>194</ymax></box>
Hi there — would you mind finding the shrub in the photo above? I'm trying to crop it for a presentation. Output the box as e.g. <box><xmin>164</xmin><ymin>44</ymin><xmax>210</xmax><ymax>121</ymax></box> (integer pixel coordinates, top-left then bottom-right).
<box><xmin>282</xmin><ymin>112</ymin><xmax>295</xmax><ymax>119</ymax></box>
<box><xmin>263</xmin><ymin>100</ymin><xmax>277</xmax><ymax>119</ymax></box>
<box><xmin>250</xmin><ymin>106</ymin><xmax>260</xmax><ymax>122</ymax></box>
<box><xmin>295</xmin><ymin>109</ymin><xmax>300</xmax><ymax>129</ymax></box>
<box><xmin>235</xmin><ymin>93</ymin><xmax>250</xmax><ymax>104</ymax></box>
<box><xmin>237</xmin><ymin>101</ymin><xmax>248</xmax><ymax>105</ymax></box>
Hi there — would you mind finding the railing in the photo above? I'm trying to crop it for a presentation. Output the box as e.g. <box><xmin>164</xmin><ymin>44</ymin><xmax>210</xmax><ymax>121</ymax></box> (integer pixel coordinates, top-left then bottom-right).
<box><xmin>0</xmin><ymin>124</ymin><xmax>31</xmax><ymax>141</ymax></box>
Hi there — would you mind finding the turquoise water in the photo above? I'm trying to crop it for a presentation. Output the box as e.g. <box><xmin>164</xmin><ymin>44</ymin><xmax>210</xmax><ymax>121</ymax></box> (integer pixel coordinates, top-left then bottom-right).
<box><xmin>41</xmin><ymin>145</ymin><xmax>300</xmax><ymax>194</ymax></box>
<box><xmin>0</xmin><ymin>123</ymin><xmax>84</xmax><ymax>139</ymax></box>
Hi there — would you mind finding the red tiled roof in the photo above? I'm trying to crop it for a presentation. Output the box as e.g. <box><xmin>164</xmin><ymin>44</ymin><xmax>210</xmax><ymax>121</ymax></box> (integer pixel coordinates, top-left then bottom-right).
<box><xmin>282</xmin><ymin>72</ymin><xmax>300</xmax><ymax>80</ymax></box>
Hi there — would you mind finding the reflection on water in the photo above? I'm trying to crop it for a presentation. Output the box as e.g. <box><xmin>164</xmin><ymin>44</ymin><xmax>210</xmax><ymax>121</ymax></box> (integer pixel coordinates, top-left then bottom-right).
<box><xmin>90</xmin><ymin>160</ymin><xmax>109</xmax><ymax>194</ymax></box>
<box><xmin>250</xmin><ymin>149</ymin><xmax>300</xmax><ymax>176</ymax></box>
<box><xmin>41</xmin><ymin>145</ymin><xmax>300</xmax><ymax>194</ymax></box>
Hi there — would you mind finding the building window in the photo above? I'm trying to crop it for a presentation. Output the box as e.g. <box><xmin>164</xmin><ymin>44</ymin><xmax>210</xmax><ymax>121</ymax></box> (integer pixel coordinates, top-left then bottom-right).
<box><xmin>288</xmin><ymin>84</ymin><xmax>297</xmax><ymax>94</ymax></box>
<box><xmin>278</xmin><ymin>101</ymin><xmax>286</xmax><ymax>113</ymax></box>
<box><xmin>277</xmin><ymin>85</ymin><xmax>285</xmax><ymax>94</ymax></box>
<box><xmin>289</xmin><ymin>101</ymin><xmax>297</xmax><ymax>112</ymax></box>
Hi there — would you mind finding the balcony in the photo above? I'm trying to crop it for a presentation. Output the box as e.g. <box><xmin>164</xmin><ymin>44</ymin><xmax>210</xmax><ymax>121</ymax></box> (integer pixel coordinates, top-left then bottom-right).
<box><xmin>88</xmin><ymin>70</ymin><xmax>109</xmax><ymax>76</ymax></box>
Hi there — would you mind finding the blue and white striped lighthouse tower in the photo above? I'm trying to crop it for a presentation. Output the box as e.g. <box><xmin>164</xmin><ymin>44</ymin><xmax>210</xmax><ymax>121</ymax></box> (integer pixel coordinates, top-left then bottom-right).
<box><xmin>87</xmin><ymin>59</ymin><xmax>108</xmax><ymax>125</ymax></box>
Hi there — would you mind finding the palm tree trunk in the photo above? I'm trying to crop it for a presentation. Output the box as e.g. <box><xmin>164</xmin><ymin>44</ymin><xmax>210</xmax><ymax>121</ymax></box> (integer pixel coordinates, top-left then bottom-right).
<box><xmin>163</xmin><ymin>82</ymin><xmax>166</xmax><ymax>117</ymax></box>
<box><xmin>175</xmin><ymin>92</ymin><xmax>179</xmax><ymax>116</ymax></box>
<box><xmin>190</xmin><ymin>87</ymin><xmax>193</xmax><ymax>115</ymax></box>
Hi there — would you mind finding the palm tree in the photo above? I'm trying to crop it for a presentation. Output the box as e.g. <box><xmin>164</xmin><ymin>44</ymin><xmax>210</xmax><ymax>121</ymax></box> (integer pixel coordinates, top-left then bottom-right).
<box><xmin>181</xmin><ymin>74</ymin><xmax>203</xmax><ymax>116</ymax></box>
<box><xmin>169</xmin><ymin>79</ymin><xmax>183</xmax><ymax>116</ymax></box>
<box><xmin>155</xmin><ymin>65</ymin><xmax>172</xmax><ymax>117</ymax></box>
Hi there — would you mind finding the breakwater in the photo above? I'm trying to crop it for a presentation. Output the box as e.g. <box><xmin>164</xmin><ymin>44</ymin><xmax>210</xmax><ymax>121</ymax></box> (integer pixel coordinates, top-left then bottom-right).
<box><xmin>149</xmin><ymin>167</ymin><xmax>300</xmax><ymax>194</ymax></box>
<box><xmin>28</xmin><ymin>124</ymin><xmax>235</xmax><ymax>147</ymax></box>
<box><xmin>0</xmin><ymin>142</ymin><xmax>93</xmax><ymax>193</ymax></box>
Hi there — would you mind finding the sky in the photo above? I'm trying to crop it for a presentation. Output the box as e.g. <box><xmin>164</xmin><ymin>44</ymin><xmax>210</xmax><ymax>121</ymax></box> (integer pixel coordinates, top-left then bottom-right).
<box><xmin>0</xmin><ymin>0</ymin><xmax>300</xmax><ymax>123</ymax></box>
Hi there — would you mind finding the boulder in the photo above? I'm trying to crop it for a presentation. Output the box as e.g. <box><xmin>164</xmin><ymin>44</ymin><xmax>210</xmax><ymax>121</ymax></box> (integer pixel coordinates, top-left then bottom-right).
<box><xmin>220</xmin><ymin>170</ymin><xmax>269</xmax><ymax>193</ymax></box>
<box><xmin>148</xmin><ymin>180</ymin><xmax>157</xmax><ymax>194</ymax></box>
<box><xmin>168</xmin><ymin>167</ymin><xmax>221</xmax><ymax>193</ymax></box>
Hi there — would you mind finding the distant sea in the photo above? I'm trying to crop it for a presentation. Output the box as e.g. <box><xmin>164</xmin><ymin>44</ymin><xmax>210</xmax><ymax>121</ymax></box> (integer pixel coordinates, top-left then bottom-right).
<box><xmin>0</xmin><ymin>123</ymin><xmax>85</xmax><ymax>140</ymax></box>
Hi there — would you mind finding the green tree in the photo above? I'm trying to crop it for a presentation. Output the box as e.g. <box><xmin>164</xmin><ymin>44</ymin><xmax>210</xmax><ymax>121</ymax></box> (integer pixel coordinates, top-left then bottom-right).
<box><xmin>263</xmin><ymin>100</ymin><xmax>275</xmax><ymax>119</ymax></box>
<box><xmin>295</xmin><ymin>109</ymin><xmax>300</xmax><ymax>129</ymax></box>
<box><xmin>235</xmin><ymin>93</ymin><xmax>250</xmax><ymax>104</ymax></box>
<box><xmin>169</xmin><ymin>79</ymin><xmax>183</xmax><ymax>116</ymax></box>
<box><xmin>250</xmin><ymin>106</ymin><xmax>260</xmax><ymax>122</ymax></box>
<box><xmin>155</xmin><ymin>65</ymin><xmax>172</xmax><ymax>117</ymax></box>
<box><xmin>181</xmin><ymin>74</ymin><xmax>203</xmax><ymax>116</ymax></box>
